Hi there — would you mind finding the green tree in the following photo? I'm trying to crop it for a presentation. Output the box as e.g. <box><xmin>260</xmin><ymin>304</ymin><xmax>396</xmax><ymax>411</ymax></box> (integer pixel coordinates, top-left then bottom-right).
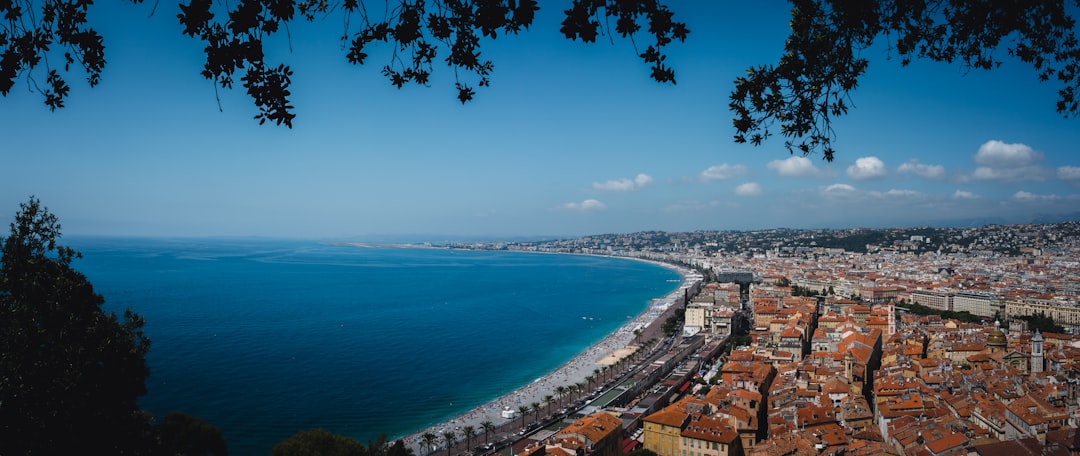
<box><xmin>2</xmin><ymin>0</ymin><xmax>687</xmax><ymax>126</ymax></box>
<box><xmin>462</xmin><ymin>425</ymin><xmax>476</xmax><ymax>451</ymax></box>
<box><xmin>0</xmin><ymin>196</ymin><xmax>156</xmax><ymax>455</ymax></box>
<box><xmin>730</xmin><ymin>0</ymin><xmax>1080</xmax><ymax>160</ymax></box>
<box><xmin>517</xmin><ymin>405</ymin><xmax>529</xmax><ymax>428</ymax></box>
<box><xmin>272</xmin><ymin>428</ymin><xmax>365</xmax><ymax>456</ymax></box>
<box><xmin>661</xmin><ymin>308</ymin><xmax>685</xmax><ymax>336</ymax></box>
<box><xmin>1019</xmin><ymin>312</ymin><xmax>1066</xmax><ymax>334</ymax></box>
<box><xmin>385</xmin><ymin>439</ymin><xmax>414</xmax><ymax>456</ymax></box>
<box><xmin>626</xmin><ymin>447</ymin><xmax>660</xmax><ymax>456</ymax></box>
<box><xmin>159</xmin><ymin>411</ymin><xmax>229</xmax><ymax>456</ymax></box>
<box><xmin>441</xmin><ymin>430</ymin><xmax>456</xmax><ymax>456</ymax></box>
<box><xmin>480</xmin><ymin>421</ymin><xmax>495</xmax><ymax>446</ymax></box>
<box><xmin>421</xmin><ymin>432</ymin><xmax>438</xmax><ymax>455</ymax></box>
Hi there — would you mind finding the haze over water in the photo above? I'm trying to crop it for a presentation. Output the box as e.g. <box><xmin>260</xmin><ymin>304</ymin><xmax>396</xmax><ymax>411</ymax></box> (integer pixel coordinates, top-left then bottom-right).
<box><xmin>70</xmin><ymin>237</ymin><xmax>681</xmax><ymax>455</ymax></box>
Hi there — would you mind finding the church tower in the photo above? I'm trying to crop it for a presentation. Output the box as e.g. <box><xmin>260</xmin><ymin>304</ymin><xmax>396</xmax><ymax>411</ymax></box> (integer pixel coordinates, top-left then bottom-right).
<box><xmin>887</xmin><ymin>302</ymin><xmax>896</xmax><ymax>336</ymax></box>
<box><xmin>1031</xmin><ymin>330</ymin><xmax>1044</xmax><ymax>374</ymax></box>
<box><xmin>844</xmin><ymin>351</ymin><xmax>855</xmax><ymax>382</ymax></box>
<box><xmin>987</xmin><ymin>321</ymin><xmax>1007</xmax><ymax>354</ymax></box>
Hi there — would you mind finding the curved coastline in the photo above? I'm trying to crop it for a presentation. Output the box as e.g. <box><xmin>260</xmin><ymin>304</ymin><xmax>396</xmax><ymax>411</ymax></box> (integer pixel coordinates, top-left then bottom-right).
<box><xmin>395</xmin><ymin>253</ymin><xmax>693</xmax><ymax>454</ymax></box>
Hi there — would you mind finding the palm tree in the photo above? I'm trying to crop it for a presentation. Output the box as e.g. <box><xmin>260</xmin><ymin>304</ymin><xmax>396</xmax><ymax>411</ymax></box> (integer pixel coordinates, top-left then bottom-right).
<box><xmin>575</xmin><ymin>382</ymin><xmax>586</xmax><ymax>402</ymax></box>
<box><xmin>481</xmin><ymin>421</ymin><xmax>495</xmax><ymax>446</ymax></box>
<box><xmin>530</xmin><ymin>402</ymin><xmax>541</xmax><ymax>423</ymax></box>
<box><xmin>463</xmin><ymin>426</ymin><xmax>476</xmax><ymax>451</ymax></box>
<box><xmin>555</xmin><ymin>386</ymin><xmax>567</xmax><ymax>407</ymax></box>
<box><xmin>421</xmin><ymin>432</ymin><xmax>437</xmax><ymax>455</ymax></box>
<box><xmin>585</xmin><ymin>374</ymin><xmax>594</xmax><ymax>389</ymax></box>
<box><xmin>518</xmin><ymin>405</ymin><xmax>529</xmax><ymax>428</ymax></box>
<box><xmin>442</xmin><ymin>431</ymin><xmax>456</xmax><ymax>456</ymax></box>
<box><xmin>543</xmin><ymin>394</ymin><xmax>554</xmax><ymax>415</ymax></box>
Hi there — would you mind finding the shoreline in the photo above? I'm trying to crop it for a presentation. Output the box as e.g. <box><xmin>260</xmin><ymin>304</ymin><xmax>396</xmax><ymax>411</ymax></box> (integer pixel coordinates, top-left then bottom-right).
<box><xmin>396</xmin><ymin>255</ymin><xmax>694</xmax><ymax>454</ymax></box>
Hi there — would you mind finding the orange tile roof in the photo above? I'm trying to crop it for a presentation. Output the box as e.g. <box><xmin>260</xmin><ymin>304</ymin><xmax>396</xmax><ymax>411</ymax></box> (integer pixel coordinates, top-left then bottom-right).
<box><xmin>681</xmin><ymin>415</ymin><xmax>738</xmax><ymax>444</ymax></box>
<box><xmin>643</xmin><ymin>407</ymin><xmax>689</xmax><ymax>428</ymax></box>
<box><xmin>560</xmin><ymin>412</ymin><xmax>623</xmax><ymax>444</ymax></box>
<box><xmin>925</xmin><ymin>432</ymin><xmax>968</xmax><ymax>454</ymax></box>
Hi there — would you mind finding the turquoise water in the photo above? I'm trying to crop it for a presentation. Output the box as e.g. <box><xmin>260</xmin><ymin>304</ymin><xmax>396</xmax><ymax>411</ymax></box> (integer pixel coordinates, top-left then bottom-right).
<box><xmin>69</xmin><ymin>237</ymin><xmax>680</xmax><ymax>455</ymax></box>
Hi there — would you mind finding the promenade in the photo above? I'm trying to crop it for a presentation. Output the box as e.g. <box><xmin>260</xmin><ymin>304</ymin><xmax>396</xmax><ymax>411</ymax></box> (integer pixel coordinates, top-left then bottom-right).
<box><xmin>400</xmin><ymin>262</ymin><xmax>692</xmax><ymax>455</ymax></box>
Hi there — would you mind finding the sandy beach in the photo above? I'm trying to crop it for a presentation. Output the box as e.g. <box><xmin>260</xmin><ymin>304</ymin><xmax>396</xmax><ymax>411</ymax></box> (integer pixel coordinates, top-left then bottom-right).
<box><xmin>399</xmin><ymin>257</ymin><xmax>693</xmax><ymax>454</ymax></box>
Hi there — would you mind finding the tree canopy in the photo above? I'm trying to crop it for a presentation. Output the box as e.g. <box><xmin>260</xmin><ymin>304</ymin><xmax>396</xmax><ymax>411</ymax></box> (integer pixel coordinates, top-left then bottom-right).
<box><xmin>730</xmin><ymin>0</ymin><xmax>1080</xmax><ymax>160</ymax></box>
<box><xmin>3</xmin><ymin>0</ymin><xmax>1078</xmax><ymax>159</ymax></box>
<box><xmin>0</xmin><ymin>197</ymin><xmax>156</xmax><ymax>454</ymax></box>
<box><xmin>271</xmin><ymin>428</ymin><xmax>413</xmax><ymax>456</ymax></box>
<box><xmin>159</xmin><ymin>412</ymin><xmax>229</xmax><ymax>456</ymax></box>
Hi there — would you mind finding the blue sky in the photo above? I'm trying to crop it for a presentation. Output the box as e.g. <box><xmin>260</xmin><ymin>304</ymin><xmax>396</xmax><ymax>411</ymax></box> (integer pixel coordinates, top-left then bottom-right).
<box><xmin>2</xmin><ymin>2</ymin><xmax>1079</xmax><ymax>240</ymax></box>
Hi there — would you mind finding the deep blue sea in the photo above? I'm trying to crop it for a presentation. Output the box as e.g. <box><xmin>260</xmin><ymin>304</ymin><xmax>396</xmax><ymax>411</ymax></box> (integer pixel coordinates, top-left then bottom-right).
<box><xmin>68</xmin><ymin>237</ymin><xmax>680</xmax><ymax>455</ymax></box>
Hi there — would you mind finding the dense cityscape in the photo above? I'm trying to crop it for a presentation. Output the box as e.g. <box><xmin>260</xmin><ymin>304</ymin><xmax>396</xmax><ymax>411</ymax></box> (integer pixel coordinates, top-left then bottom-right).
<box><xmin>443</xmin><ymin>222</ymin><xmax>1080</xmax><ymax>456</ymax></box>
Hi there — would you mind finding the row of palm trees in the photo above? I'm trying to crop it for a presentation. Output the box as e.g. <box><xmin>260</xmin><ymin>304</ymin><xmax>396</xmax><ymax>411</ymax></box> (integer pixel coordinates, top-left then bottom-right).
<box><xmin>419</xmin><ymin>420</ymin><xmax>496</xmax><ymax>456</ymax></box>
<box><xmin>419</xmin><ymin>338</ymin><xmax>662</xmax><ymax>456</ymax></box>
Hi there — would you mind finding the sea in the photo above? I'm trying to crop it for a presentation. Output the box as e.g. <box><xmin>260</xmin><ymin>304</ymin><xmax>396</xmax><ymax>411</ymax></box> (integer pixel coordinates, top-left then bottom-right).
<box><xmin>67</xmin><ymin>237</ymin><xmax>681</xmax><ymax>455</ymax></box>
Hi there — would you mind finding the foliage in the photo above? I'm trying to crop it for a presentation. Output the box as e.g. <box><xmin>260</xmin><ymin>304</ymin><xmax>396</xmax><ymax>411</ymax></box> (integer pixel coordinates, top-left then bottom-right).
<box><xmin>895</xmin><ymin>301</ymin><xmax>982</xmax><ymax>324</ymax></box>
<box><xmin>730</xmin><ymin>0</ymin><xmax>1080</xmax><ymax>160</ymax></box>
<box><xmin>0</xmin><ymin>196</ymin><xmax>157</xmax><ymax>455</ymax></box>
<box><xmin>159</xmin><ymin>412</ymin><xmax>229</xmax><ymax>456</ymax></box>
<box><xmin>272</xmin><ymin>428</ymin><xmax>367</xmax><ymax>456</ymax></box>
<box><xmin>626</xmin><ymin>448</ymin><xmax>659</xmax><ymax>456</ymax></box>
<box><xmin>1018</xmin><ymin>312</ymin><xmax>1065</xmax><ymax>334</ymax></box>
<box><xmin>4</xmin><ymin>1</ymin><xmax>1080</xmax><ymax>159</ymax></box>
<box><xmin>2</xmin><ymin>0</ymin><xmax>687</xmax><ymax>127</ymax></box>
<box><xmin>661</xmin><ymin>307</ymin><xmax>685</xmax><ymax>336</ymax></box>
<box><xmin>790</xmin><ymin>284</ymin><xmax>821</xmax><ymax>297</ymax></box>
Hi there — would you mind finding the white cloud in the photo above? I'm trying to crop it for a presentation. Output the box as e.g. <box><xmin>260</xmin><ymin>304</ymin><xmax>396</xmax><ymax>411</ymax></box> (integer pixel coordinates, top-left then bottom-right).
<box><xmin>734</xmin><ymin>182</ymin><xmax>762</xmax><ymax>196</ymax></box>
<box><xmin>846</xmin><ymin>156</ymin><xmax>887</xmax><ymax>181</ymax></box>
<box><xmin>975</xmin><ymin>140</ymin><xmax>1043</xmax><ymax>167</ymax></box>
<box><xmin>700</xmin><ymin>164</ymin><xmax>748</xmax><ymax>181</ymax></box>
<box><xmin>952</xmin><ymin>190</ymin><xmax>979</xmax><ymax>199</ymax></box>
<box><xmin>592</xmin><ymin>173</ymin><xmax>653</xmax><ymax>191</ymax></box>
<box><xmin>967</xmin><ymin>141</ymin><xmax>1050</xmax><ymax>182</ymax></box>
<box><xmin>1058</xmin><ymin>166</ymin><xmax>1080</xmax><ymax>184</ymax></box>
<box><xmin>561</xmin><ymin>199</ymin><xmax>606</xmax><ymax>211</ymax></box>
<box><xmin>766</xmin><ymin>156</ymin><xmax>831</xmax><ymax>177</ymax></box>
<box><xmin>823</xmin><ymin>183</ymin><xmax>856</xmax><ymax>192</ymax></box>
<box><xmin>821</xmin><ymin>183</ymin><xmax>857</xmax><ymax>197</ymax></box>
<box><xmin>1012</xmin><ymin>191</ymin><xmax>1059</xmax><ymax>202</ymax></box>
<box><xmin>884</xmin><ymin>189</ymin><xmax>923</xmax><ymax>198</ymax></box>
<box><xmin>897</xmin><ymin>159</ymin><xmax>945</xmax><ymax>179</ymax></box>
<box><xmin>971</xmin><ymin>166</ymin><xmax>1049</xmax><ymax>182</ymax></box>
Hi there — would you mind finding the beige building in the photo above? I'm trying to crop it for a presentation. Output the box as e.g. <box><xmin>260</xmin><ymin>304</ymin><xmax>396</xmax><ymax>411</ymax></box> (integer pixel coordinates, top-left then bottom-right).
<box><xmin>680</xmin><ymin>415</ymin><xmax>741</xmax><ymax>456</ymax></box>
<box><xmin>1005</xmin><ymin>298</ymin><xmax>1080</xmax><ymax>332</ymax></box>
<box><xmin>951</xmin><ymin>292</ymin><xmax>1001</xmax><ymax>317</ymax></box>
<box><xmin>644</xmin><ymin>407</ymin><xmax>691</xmax><ymax>456</ymax></box>
<box><xmin>556</xmin><ymin>412</ymin><xmax>624</xmax><ymax>456</ymax></box>
<box><xmin>911</xmin><ymin>289</ymin><xmax>952</xmax><ymax>311</ymax></box>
